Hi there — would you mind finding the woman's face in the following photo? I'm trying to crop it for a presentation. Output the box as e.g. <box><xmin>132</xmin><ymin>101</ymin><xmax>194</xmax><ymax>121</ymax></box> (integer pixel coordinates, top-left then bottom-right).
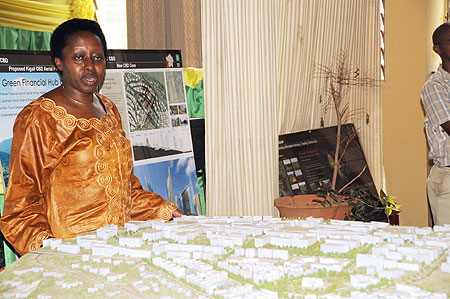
<box><xmin>54</xmin><ymin>31</ymin><xmax>106</xmax><ymax>95</ymax></box>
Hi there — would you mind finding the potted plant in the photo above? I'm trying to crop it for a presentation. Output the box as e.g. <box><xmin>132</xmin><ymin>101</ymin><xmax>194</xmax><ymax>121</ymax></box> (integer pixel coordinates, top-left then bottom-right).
<box><xmin>312</xmin><ymin>182</ymin><xmax>400</xmax><ymax>223</ymax></box>
<box><xmin>275</xmin><ymin>50</ymin><xmax>399</xmax><ymax>222</ymax></box>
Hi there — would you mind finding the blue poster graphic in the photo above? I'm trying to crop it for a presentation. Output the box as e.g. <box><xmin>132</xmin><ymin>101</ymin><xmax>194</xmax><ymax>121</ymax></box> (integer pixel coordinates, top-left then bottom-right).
<box><xmin>134</xmin><ymin>156</ymin><xmax>200</xmax><ymax>216</ymax></box>
<box><xmin>0</xmin><ymin>72</ymin><xmax>61</xmax><ymax>186</ymax></box>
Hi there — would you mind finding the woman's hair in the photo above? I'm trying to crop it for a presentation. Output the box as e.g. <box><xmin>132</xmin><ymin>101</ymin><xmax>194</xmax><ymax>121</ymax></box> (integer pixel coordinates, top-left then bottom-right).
<box><xmin>50</xmin><ymin>18</ymin><xmax>107</xmax><ymax>62</ymax></box>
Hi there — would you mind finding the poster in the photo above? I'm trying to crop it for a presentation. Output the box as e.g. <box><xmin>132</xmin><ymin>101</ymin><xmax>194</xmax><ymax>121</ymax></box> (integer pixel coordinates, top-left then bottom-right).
<box><xmin>0</xmin><ymin>49</ymin><xmax>201</xmax><ymax>216</ymax></box>
<box><xmin>278</xmin><ymin>124</ymin><xmax>377</xmax><ymax>198</ymax></box>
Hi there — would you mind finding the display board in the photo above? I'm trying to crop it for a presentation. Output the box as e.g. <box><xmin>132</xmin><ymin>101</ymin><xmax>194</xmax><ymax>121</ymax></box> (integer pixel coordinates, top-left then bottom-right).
<box><xmin>0</xmin><ymin>49</ymin><xmax>200</xmax><ymax>216</ymax></box>
<box><xmin>278</xmin><ymin>124</ymin><xmax>377</xmax><ymax>197</ymax></box>
<box><xmin>0</xmin><ymin>159</ymin><xmax>6</xmax><ymax>269</ymax></box>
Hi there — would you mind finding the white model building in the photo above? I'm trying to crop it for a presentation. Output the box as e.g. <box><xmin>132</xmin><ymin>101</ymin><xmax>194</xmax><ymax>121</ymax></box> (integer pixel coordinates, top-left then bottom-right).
<box><xmin>118</xmin><ymin>237</ymin><xmax>143</xmax><ymax>248</ymax></box>
<box><xmin>302</xmin><ymin>277</ymin><xmax>324</xmax><ymax>289</ymax></box>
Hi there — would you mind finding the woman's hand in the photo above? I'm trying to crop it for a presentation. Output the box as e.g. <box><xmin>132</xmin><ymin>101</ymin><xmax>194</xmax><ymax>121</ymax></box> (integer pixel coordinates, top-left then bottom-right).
<box><xmin>172</xmin><ymin>208</ymin><xmax>184</xmax><ymax>218</ymax></box>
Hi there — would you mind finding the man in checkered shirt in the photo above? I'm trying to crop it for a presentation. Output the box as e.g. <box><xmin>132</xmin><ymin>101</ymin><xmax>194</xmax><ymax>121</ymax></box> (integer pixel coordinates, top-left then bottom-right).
<box><xmin>422</xmin><ymin>22</ymin><xmax>450</xmax><ymax>225</ymax></box>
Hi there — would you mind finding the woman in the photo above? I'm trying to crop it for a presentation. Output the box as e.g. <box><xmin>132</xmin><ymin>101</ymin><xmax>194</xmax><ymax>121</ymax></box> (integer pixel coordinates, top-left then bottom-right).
<box><xmin>0</xmin><ymin>19</ymin><xmax>183</xmax><ymax>256</ymax></box>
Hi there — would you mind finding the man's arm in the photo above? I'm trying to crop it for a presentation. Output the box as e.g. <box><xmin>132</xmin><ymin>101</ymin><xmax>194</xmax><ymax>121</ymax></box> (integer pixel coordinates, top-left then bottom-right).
<box><xmin>441</xmin><ymin>120</ymin><xmax>450</xmax><ymax>136</ymax></box>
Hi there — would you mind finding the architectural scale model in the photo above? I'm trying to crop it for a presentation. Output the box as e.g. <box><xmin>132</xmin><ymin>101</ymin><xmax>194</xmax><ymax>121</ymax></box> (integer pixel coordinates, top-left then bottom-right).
<box><xmin>1</xmin><ymin>216</ymin><xmax>450</xmax><ymax>298</ymax></box>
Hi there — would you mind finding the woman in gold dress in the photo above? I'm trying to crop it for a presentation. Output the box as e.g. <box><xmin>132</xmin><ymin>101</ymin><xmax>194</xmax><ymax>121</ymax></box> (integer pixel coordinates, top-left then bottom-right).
<box><xmin>0</xmin><ymin>19</ymin><xmax>183</xmax><ymax>256</ymax></box>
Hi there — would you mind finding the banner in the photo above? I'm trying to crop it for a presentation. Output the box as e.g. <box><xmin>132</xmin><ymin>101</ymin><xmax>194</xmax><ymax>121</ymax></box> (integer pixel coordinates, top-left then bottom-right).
<box><xmin>0</xmin><ymin>49</ymin><xmax>201</xmax><ymax>216</ymax></box>
<box><xmin>278</xmin><ymin>124</ymin><xmax>377</xmax><ymax>198</ymax></box>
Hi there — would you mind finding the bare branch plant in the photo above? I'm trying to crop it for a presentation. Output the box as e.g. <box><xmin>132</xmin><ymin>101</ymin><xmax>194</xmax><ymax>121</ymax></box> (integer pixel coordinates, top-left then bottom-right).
<box><xmin>314</xmin><ymin>50</ymin><xmax>380</xmax><ymax>191</ymax></box>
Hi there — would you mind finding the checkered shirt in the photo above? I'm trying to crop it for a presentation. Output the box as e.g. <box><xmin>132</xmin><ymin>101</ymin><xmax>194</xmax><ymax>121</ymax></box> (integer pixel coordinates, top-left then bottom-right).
<box><xmin>422</xmin><ymin>64</ymin><xmax>450</xmax><ymax>167</ymax></box>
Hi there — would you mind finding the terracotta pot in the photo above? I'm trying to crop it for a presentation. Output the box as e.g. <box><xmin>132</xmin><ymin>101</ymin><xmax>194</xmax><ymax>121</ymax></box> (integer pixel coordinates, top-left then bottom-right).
<box><xmin>388</xmin><ymin>211</ymin><xmax>399</xmax><ymax>225</ymax></box>
<box><xmin>274</xmin><ymin>194</ymin><xmax>352</xmax><ymax>220</ymax></box>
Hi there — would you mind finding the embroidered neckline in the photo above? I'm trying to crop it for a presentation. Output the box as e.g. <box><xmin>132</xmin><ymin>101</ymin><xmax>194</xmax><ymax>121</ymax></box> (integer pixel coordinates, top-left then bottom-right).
<box><xmin>38</xmin><ymin>95</ymin><xmax>117</xmax><ymax>131</ymax></box>
<box><xmin>38</xmin><ymin>95</ymin><xmax>111</xmax><ymax>122</ymax></box>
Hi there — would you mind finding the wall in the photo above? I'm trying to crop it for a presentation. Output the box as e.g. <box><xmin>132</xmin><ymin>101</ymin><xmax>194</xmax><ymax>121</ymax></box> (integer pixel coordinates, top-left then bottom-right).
<box><xmin>426</xmin><ymin>1</ymin><xmax>445</xmax><ymax>74</ymax></box>
<box><xmin>382</xmin><ymin>0</ymin><xmax>444</xmax><ymax>226</ymax></box>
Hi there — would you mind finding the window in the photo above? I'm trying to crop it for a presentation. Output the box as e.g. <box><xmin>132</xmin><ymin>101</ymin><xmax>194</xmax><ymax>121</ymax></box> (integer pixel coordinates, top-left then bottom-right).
<box><xmin>447</xmin><ymin>0</ymin><xmax>450</xmax><ymax>21</ymax></box>
<box><xmin>96</xmin><ymin>0</ymin><xmax>127</xmax><ymax>49</ymax></box>
<box><xmin>380</xmin><ymin>0</ymin><xmax>385</xmax><ymax>80</ymax></box>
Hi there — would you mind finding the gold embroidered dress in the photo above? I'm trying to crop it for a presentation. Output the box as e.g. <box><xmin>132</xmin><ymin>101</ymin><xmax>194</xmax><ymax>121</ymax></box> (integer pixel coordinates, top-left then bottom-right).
<box><xmin>0</xmin><ymin>95</ymin><xmax>177</xmax><ymax>256</ymax></box>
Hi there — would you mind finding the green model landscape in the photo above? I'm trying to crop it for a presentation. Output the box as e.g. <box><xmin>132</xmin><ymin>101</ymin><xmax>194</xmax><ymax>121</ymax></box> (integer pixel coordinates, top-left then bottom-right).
<box><xmin>0</xmin><ymin>216</ymin><xmax>449</xmax><ymax>298</ymax></box>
